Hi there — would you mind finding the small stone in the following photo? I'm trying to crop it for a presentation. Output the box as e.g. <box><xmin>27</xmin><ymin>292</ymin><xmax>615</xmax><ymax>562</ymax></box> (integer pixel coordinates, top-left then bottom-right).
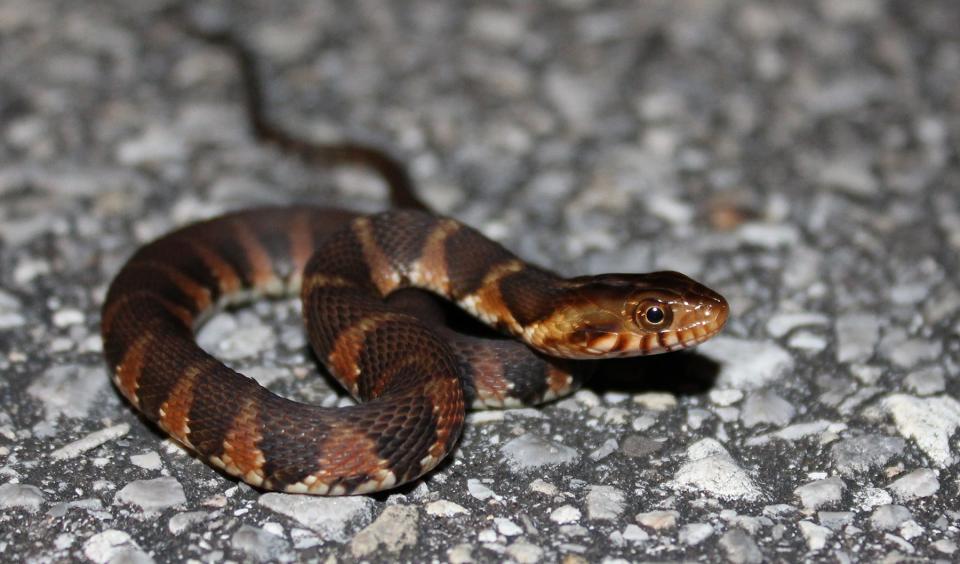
<box><xmin>425</xmin><ymin>500</ymin><xmax>469</xmax><ymax>517</ymax></box>
<box><xmin>679</xmin><ymin>523</ymin><xmax>714</xmax><ymax>546</ymax></box>
<box><xmin>788</xmin><ymin>331</ymin><xmax>827</xmax><ymax>351</ymax></box>
<box><xmin>52</xmin><ymin>308</ymin><xmax>85</xmax><ymax>327</ymax></box>
<box><xmin>632</xmin><ymin>392</ymin><xmax>677</xmax><ymax>411</ymax></box>
<box><xmin>0</xmin><ymin>483</ymin><xmax>45</xmax><ymax>513</ymax></box>
<box><xmin>82</xmin><ymin>530</ymin><xmax>149</xmax><ymax>564</ymax></box>
<box><xmin>631</xmin><ymin>415</ymin><xmax>657</xmax><ymax>431</ymax></box>
<box><xmin>168</xmin><ymin>511</ymin><xmax>208</xmax><ymax>535</ymax></box>
<box><xmin>130</xmin><ymin>451</ymin><xmax>163</xmax><ymax>471</ymax></box>
<box><xmin>697</xmin><ymin>337</ymin><xmax>794</xmax><ymax>389</ymax></box>
<box><xmin>737</xmin><ymin>223</ymin><xmax>800</xmax><ymax>248</ymax></box>
<box><xmin>899</xmin><ymin>520</ymin><xmax>923</xmax><ymax>540</ymax></box>
<box><xmin>882</xmin><ymin>332</ymin><xmax>942</xmax><ymax>368</ymax></box>
<box><xmin>766</xmin><ymin>312</ymin><xmax>829</xmax><ymax>338</ymax></box>
<box><xmin>740</xmin><ymin>390</ymin><xmax>795</xmax><ymax>427</ymax></box>
<box><xmin>549</xmin><ymin>505</ymin><xmax>581</xmax><ymax>524</ymax></box>
<box><xmin>818</xmin><ymin>511</ymin><xmax>854</xmax><ymax>531</ymax></box>
<box><xmin>117</xmin><ymin>125</ymin><xmax>186</xmax><ymax>165</ymax></box>
<box><xmin>794</xmin><ymin>477</ymin><xmax>845</xmax><ymax>510</ymax></box>
<box><xmin>818</xmin><ymin>158</ymin><xmax>878</xmax><ymax>195</ymax></box>
<box><xmin>350</xmin><ymin>505</ymin><xmax>419</xmax><ymax>557</ymax></box>
<box><xmin>588</xmin><ymin>438</ymin><xmax>618</xmax><ymax>461</ymax></box>
<box><xmin>50</xmin><ymin>424</ymin><xmax>131</xmax><ymax>460</ymax></box>
<box><xmin>635</xmin><ymin>510</ymin><xmax>679</xmax><ymax>530</ymax></box>
<box><xmin>586</xmin><ymin>485</ymin><xmax>625</xmax><ymax>521</ymax></box>
<box><xmin>884</xmin><ymin>394</ymin><xmax>960</xmax><ymax>467</ymax></box>
<box><xmin>501</xmin><ymin>433</ymin><xmax>579</xmax><ymax>471</ymax></box>
<box><xmin>667</xmin><ymin>438</ymin><xmax>763</xmax><ymax>501</ymax></box>
<box><xmin>620</xmin><ymin>434</ymin><xmax>664</xmax><ymax>458</ymax></box>
<box><xmin>853</xmin><ymin>487</ymin><xmax>893</xmax><ymax>511</ymax></box>
<box><xmin>505</xmin><ymin>541</ymin><xmax>543</xmax><ymax>563</ymax></box>
<box><xmin>28</xmin><ymin>364</ymin><xmax>107</xmax><ymax>421</ymax></box>
<box><xmin>798</xmin><ymin>520</ymin><xmax>832</xmax><ymax>551</ymax></box>
<box><xmin>886</xmin><ymin>469</ymin><xmax>939</xmax><ymax>501</ymax></box>
<box><xmin>495</xmin><ymin>517</ymin><xmax>523</xmax><ymax>536</ymax></box>
<box><xmin>231</xmin><ymin>525</ymin><xmax>291</xmax><ymax>563</ymax></box>
<box><xmin>904</xmin><ymin>367</ymin><xmax>946</xmax><ymax>396</ymax></box>
<box><xmin>258</xmin><ymin>494</ymin><xmax>374</xmax><ymax>542</ymax></box>
<box><xmin>719</xmin><ymin>528</ymin><xmax>763</xmax><ymax>564</ymax></box>
<box><xmin>709</xmin><ymin>389</ymin><xmax>744</xmax><ymax>406</ymax></box>
<box><xmin>835</xmin><ymin>313</ymin><xmax>880</xmax><ymax>363</ymax></box>
<box><xmin>622</xmin><ymin>524</ymin><xmax>649</xmax><ymax>543</ymax></box>
<box><xmin>830</xmin><ymin>435</ymin><xmax>905</xmax><ymax>476</ymax></box>
<box><xmin>870</xmin><ymin>504</ymin><xmax>912</xmax><ymax>531</ymax></box>
<box><xmin>447</xmin><ymin>544</ymin><xmax>474</xmax><ymax>564</ymax></box>
<box><xmin>528</xmin><ymin>479</ymin><xmax>558</xmax><ymax>496</ymax></box>
<box><xmin>467</xmin><ymin>479</ymin><xmax>498</xmax><ymax>500</ymax></box>
<box><xmin>932</xmin><ymin>539</ymin><xmax>957</xmax><ymax>555</ymax></box>
<box><xmin>115</xmin><ymin>477</ymin><xmax>186</xmax><ymax>514</ymax></box>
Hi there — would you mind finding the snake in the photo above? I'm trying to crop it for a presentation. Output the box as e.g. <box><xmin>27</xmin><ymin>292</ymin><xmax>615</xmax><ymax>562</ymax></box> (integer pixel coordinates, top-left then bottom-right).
<box><xmin>99</xmin><ymin>25</ymin><xmax>729</xmax><ymax>496</ymax></box>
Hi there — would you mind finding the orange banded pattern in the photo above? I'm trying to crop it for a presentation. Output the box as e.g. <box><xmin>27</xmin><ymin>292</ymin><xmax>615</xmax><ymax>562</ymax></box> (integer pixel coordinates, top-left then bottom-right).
<box><xmin>101</xmin><ymin>206</ymin><xmax>727</xmax><ymax>495</ymax></box>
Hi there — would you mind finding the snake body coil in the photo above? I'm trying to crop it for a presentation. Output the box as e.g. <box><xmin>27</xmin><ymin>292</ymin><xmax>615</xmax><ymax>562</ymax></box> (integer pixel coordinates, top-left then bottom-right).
<box><xmin>100</xmin><ymin>24</ymin><xmax>728</xmax><ymax>495</ymax></box>
<box><xmin>102</xmin><ymin>206</ymin><xmax>727</xmax><ymax>494</ymax></box>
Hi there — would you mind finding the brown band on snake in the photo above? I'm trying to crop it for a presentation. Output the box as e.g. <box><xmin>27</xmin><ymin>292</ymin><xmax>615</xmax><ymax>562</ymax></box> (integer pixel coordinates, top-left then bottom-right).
<box><xmin>103</xmin><ymin>204</ymin><xmax>728</xmax><ymax>494</ymax></box>
<box><xmin>103</xmin><ymin>19</ymin><xmax>729</xmax><ymax>494</ymax></box>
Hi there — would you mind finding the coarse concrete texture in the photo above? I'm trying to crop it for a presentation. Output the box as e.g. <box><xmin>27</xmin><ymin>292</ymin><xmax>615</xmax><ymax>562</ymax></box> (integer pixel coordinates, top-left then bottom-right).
<box><xmin>1</xmin><ymin>0</ymin><xmax>959</xmax><ymax>562</ymax></box>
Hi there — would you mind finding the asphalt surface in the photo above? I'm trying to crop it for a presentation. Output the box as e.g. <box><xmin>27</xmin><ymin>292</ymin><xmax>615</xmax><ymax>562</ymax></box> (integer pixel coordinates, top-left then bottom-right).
<box><xmin>1</xmin><ymin>0</ymin><xmax>959</xmax><ymax>562</ymax></box>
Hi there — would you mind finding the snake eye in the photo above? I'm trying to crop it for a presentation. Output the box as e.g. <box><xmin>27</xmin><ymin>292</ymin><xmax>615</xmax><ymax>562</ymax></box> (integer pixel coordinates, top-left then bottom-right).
<box><xmin>635</xmin><ymin>300</ymin><xmax>672</xmax><ymax>330</ymax></box>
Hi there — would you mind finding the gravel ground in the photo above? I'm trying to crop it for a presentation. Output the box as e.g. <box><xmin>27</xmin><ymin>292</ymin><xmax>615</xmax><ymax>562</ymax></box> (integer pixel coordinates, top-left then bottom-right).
<box><xmin>1</xmin><ymin>0</ymin><xmax>959</xmax><ymax>562</ymax></box>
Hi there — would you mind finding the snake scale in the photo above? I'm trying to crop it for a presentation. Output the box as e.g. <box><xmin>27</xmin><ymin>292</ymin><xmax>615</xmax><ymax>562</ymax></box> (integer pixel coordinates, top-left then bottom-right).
<box><xmin>100</xmin><ymin>25</ymin><xmax>729</xmax><ymax>495</ymax></box>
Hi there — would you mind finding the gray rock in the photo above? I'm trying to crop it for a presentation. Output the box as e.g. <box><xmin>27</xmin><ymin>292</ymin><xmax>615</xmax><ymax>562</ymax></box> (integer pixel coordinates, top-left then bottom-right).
<box><xmin>870</xmin><ymin>505</ymin><xmax>912</xmax><ymax>530</ymax></box>
<box><xmin>887</xmin><ymin>469</ymin><xmax>940</xmax><ymax>501</ymax></box>
<box><xmin>817</xmin><ymin>511</ymin><xmax>855</xmax><ymax>531</ymax></box>
<box><xmin>668</xmin><ymin>438</ymin><xmax>763</xmax><ymax>501</ymax></box>
<box><xmin>830</xmin><ymin>435</ymin><xmax>906</xmax><ymax>476</ymax></box>
<box><xmin>636</xmin><ymin>510</ymin><xmax>679</xmax><ymax>530</ymax></box>
<box><xmin>0</xmin><ymin>483</ymin><xmax>45</xmax><ymax>513</ymax></box>
<box><xmin>881</xmin><ymin>331</ymin><xmax>942</xmax><ymax>368</ymax></box>
<box><xmin>114</xmin><ymin>477</ymin><xmax>186</xmax><ymax>514</ymax></box>
<box><xmin>350</xmin><ymin>505</ymin><xmax>419</xmax><ymax>557</ymax></box>
<box><xmin>679</xmin><ymin>523</ymin><xmax>714</xmax><ymax>546</ymax></box>
<box><xmin>588</xmin><ymin>438</ymin><xmax>618</xmax><ymax>461</ymax></box>
<box><xmin>548</xmin><ymin>504</ymin><xmax>581</xmax><ymax>524</ymax></box>
<box><xmin>231</xmin><ymin>525</ymin><xmax>291</xmax><ymax>563</ymax></box>
<box><xmin>620</xmin><ymin>434</ymin><xmax>665</xmax><ymax>458</ymax></box>
<box><xmin>834</xmin><ymin>313</ymin><xmax>880</xmax><ymax>363</ymax></box>
<box><xmin>765</xmin><ymin>312</ymin><xmax>829</xmax><ymax>338</ymax></box>
<box><xmin>798</xmin><ymin>520</ymin><xmax>832</xmax><ymax>551</ymax></box>
<box><xmin>740</xmin><ymin>390</ymin><xmax>796</xmax><ymax>428</ymax></box>
<box><xmin>505</xmin><ymin>541</ymin><xmax>544</xmax><ymax>563</ymax></box>
<box><xmin>794</xmin><ymin>477</ymin><xmax>845</xmax><ymax>510</ymax></box>
<box><xmin>719</xmin><ymin>528</ymin><xmax>763</xmax><ymax>564</ymax></box>
<box><xmin>586</xmin><ymin>485</ymin><xmax>625</xmax><ymax>521</ymax></box>
<box><xmin>494</xmin><ymin>517</ymin><xmax>522</xmax><ymax>536</ymax></box>
<box><xmin>931</xmin><ymin>539</ymin><xmax>958</xmax><ymax>555</ymax></box>
<box><xmin>50</xmin><ymin>424</ymin><xmax>131</xmax><ymax>461</ymax></box>
<box><xmin>466</xmin><ymin>479</ymin><xmax>498</xmax><ymax>500</ymax></box>
<box><xmin>27</xmin><ymin>364</ymin><xmax>106</xmax><ymax>420</ymax></box>
<box><xmin>500</xmin><ymin>433</ymin><xmax>579</xmax><ymax>471</ymax></box>
<box><xmin>82</xmin><ymin>530</ymin><xmax>152</xmax><ymax>564</ymax></box>
<box><xmin>258</xmin><ymin>493</ymin><xmax>374</xmax><ymax>542</ymax></box>
<box><xmin>697</xmin><ymin>337</ymin><xmax>794</xmax><ymax>390</ymax></box>
<box><xmin>904</xmin><ymin>366</ymin><xmax>946</xmax><ymax>396</ymax></box>
<box><xmin>168</xmin><ymin>511</ymin><xmax>208</xmax><ymax>535</ymax></box>
<box><xmin>884</xmin><ymin>394</ymin><xmax>960</xmax><ymax>467</ymax></box>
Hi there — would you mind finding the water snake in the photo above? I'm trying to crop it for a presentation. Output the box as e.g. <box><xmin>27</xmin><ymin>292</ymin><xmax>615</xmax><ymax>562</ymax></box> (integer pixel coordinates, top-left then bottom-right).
<box><xmin>100</xmin><ymin>26</ymin><xmax>729</xmax><ymax>495</ymax></box>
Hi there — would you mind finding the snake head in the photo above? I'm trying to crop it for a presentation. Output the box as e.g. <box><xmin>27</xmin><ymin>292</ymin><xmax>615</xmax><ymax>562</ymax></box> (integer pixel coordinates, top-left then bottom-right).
<box><xmin>535</xmin><ymin>271</ymin><xmax>728</xmax><ymax>359</ymax></box>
